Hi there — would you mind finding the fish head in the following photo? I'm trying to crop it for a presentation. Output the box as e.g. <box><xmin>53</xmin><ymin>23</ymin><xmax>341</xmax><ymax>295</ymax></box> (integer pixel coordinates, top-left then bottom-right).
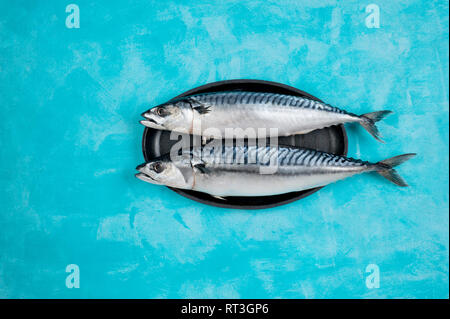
<box><xmin>140</xmin><ymin>100</ymin><xmax>193</xmax><ymax>133</ymax></box>
<box><xmin>135</xmin><ymin>157</ymin><xmax>193</xmax><ymax>189</ymax></box>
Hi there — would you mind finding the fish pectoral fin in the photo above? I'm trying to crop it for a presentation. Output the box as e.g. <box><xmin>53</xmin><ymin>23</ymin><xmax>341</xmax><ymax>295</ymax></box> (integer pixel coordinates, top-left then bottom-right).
<box><xmin>194</xmin><ymin>163</ymin><xmax>211</xmax><ymax>174</ymax></box>
<box><xmin>188</xmin><ymin>98</ymin><xmax>211</xmax><ymax>114</ymax></box>
<box><xmin>193</xmin><ymin>104</ymin><xmax>211</xmax><ymax>114</ymax></box>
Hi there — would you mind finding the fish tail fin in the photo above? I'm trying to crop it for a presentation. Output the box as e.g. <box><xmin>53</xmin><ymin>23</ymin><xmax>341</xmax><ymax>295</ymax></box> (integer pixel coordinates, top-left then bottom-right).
<box><xmin>359</xmin><ymin>110</ymin><xmax>393</xmax><ymax>143</ymax></box>
<box><xmin>375</xmin><ymin>153</ymin><xmax>416</xmax><ymax>186</ymax></box>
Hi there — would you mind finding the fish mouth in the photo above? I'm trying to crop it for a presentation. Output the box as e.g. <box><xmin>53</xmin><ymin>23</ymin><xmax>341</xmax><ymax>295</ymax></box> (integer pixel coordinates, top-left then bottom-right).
<box><xmin>139</xmin><ymin>111</ymin><xmax>158</xmax><ymax>124</ymax></box>
<box><xmin>136</xmin><ymin>163</ymin><xmax>154</xmax><ymax>177</ymax></box>
<box><xmin>146</xmin><ymin>118</ymin><xmax>158</xmax><ymax>124</ymax></box>
<box><xmin>139</xmin><ymin>119</ymin><xmax>165</xmax><ymax>130</ymax></box>
<box><xmin>135</xmin><ymin>172</ymin><xmax>160</xmax><ymax>184</ymax></box>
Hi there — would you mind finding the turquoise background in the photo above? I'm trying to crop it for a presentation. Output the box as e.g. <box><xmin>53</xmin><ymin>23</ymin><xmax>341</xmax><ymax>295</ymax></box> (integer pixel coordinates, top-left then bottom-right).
<box><xmin>0</xmin><ymin>0</ymin><xmax>448</xmax><ymax>298</ymax></box>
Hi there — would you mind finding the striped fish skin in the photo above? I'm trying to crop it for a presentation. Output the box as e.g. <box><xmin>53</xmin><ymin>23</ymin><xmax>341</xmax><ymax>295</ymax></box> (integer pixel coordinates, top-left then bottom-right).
<box><xmin>141</xmin><ymin>91</ymin><xmax>391</xmax><ymax>141</ymax></box>
<box><xmin>192</xmin><ymin>92</ymin><xmax>355</xmax><ymax>137</ymax></box>
<box><xmin>189</xmin><ymin>145</ymin><xmax>372</xmax><ymax>196</ymax></box>
<box><xmin>136</xmin><ymin>144</ymin><xmax>408</xmax><ymax>197</ymax></box>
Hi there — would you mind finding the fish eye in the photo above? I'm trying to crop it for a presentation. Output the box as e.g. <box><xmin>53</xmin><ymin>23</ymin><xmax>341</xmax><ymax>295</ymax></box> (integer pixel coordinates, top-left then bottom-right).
<box><xmin>156</xmin><ymin>107</ymin><xmax>169</xmax><ymax>116</ymax></box>
<box><xmin>152</xmin><ymin>162</ymin><xmax>164</xmax><ymax>173</ymax></box>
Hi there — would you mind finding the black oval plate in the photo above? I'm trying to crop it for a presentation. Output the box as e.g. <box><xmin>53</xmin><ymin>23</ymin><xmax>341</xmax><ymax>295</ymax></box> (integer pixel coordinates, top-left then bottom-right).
<box><xmin>141</xmin><ymin>79</ymin><xmax>348</xmax><ymax>209</ymax></box>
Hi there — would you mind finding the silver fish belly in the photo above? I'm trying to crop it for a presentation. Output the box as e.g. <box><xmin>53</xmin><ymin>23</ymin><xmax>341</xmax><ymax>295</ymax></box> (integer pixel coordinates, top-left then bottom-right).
<box><xmin>185</xmin><ymin>145</ymin><xmax>372</xmax><ymax>197</ymax></box>
<box><xmin>189</xmin><ymin>92</ymin><xmax>358</xmax><ymax>137</ymax></box>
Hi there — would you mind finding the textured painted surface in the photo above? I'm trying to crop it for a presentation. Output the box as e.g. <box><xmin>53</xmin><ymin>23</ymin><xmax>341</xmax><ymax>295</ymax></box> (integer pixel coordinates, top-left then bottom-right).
<box><xmin>0</xmin><ymin>0</ymin><xmax>448</xmax><ymax>298</ymax></box>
